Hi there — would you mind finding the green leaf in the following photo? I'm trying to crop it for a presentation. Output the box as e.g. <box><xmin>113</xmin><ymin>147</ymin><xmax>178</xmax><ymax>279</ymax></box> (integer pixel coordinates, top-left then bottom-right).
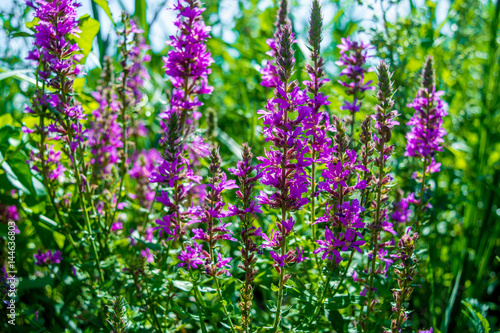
<box><xmin>53</xmin><ymin>231</ymin><xmax>66</xmax><ymax>249</ymax></box>
<box><xmin>26</xmin><ymin>17</ymin><xmax>39</xmax><ymax>31</ymax></box>
<box><xmin>198</xmin><ymin>286</ymin><xmax>216</xmax><ymax>293</ymax></box>
<box><xmin>327</xmin><ymin>310</ymin><xmax>346</xmax><ymax>333</ymax></box>
<box><xmin>461</xmin><ymin>299</ymin><xmax>490</xmax><ymax>333</ymax></box>
<box><xmin>18</xmin><ymin>276</ymin><xmax>54</xmax><ymax>291</ymax></box>
<box><xmin>134</xmin><ymin>0</ymin><xmax>148</xmax><ymax>38</ymax></box>
<box><xmin>0</xmin><ymin>125</ymin><xmax>18</xmax><ymax>153</ymax></box>
<box><xmin>172</xmin><ymin>280</ymin><xmax>193</xmax><ymax>292</ymax></box>
<box><xmin>325</xmin><ymin>295</ymin><xmax>366</xmax><ymax>310</ymax></box>
<box><xmin>1</xmin><ymin>151</ymin><xmax>35</xmax><ymax>195</ymax></box>
<box><xmin>73</xmin><ymin>77</ymin><xmax>86</xmax><ymax>93</ymax></box>
<box><xmin>73</xmin><ymin>15</ymin><xmax>100</xmax><ymax>65</ymax></box>
<box><xmin>11</xmin><ymin>31</ymin><xmax>33</xmax><ymax>38</ymax></box>
<box><xmin>92</xmin><ymin>0</ymin><xmax>115</xmax><ymax>25</ymax></box>
<box><xmin>0</xmin><ymin>69</ymin><xmax>34</xmax><ymax>82</ymax></box>
<box><xmin>0</xmin><ymin>67</ymin><xmax>38</xmax><ymax>86</ymax></box>
<box><xmin>39</xmin><ymin>214</ymin><xmax>59</xmax><ymax>230</ymax></box>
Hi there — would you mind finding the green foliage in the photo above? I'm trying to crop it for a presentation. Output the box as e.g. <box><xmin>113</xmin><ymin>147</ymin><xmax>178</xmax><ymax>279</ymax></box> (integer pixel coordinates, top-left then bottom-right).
<box><xmin>0</xmin><ymin>0</ymin><xmax>498</xmax><ymax>332</ymax></box>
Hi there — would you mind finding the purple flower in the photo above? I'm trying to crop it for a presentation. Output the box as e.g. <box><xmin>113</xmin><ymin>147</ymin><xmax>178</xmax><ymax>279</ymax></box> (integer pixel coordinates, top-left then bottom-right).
<box><xmin>34</xmin><ymin>250</ymin><xmax>62</xmax><ymax>266</ymax></box>
<box><xmin>153</xmin><ymin>0</ymin><xmax>214</xmax><ymax>246</ymax></box>
<box><xmin>26</xmin><ymin>0</ymin><xmax>86</xmax><ymax>147</ymax></box>
<box><xmin>314</xmin><ymin>228</ymin><xmax>343</xmax><ymax>263</ymax></box>
<box><xmin>162</xmin><ymin>0</ymin><xmax>214</xmax><ymax>117</ymax></box>
<box><xmin>178</xmin><ymin>242</ymin><xmax>205</xmax><ymax>270</ymax></box>
<box><xmin>294</xmin><ymin>246</ymin><xmax>309</xmax><ymax>263</ymax></box>
<box><xmin>262</xmin><ymin>229</ymin><xmax>282</xmax><ymax>249</ymax></box>
<box><xmin>405</xmin><ymin>56</ymin><xmax>447</xmax><ymax>159</ymax></box>
<box><xmin>270</xmin><ymin>251</ymin><xmax>287</xmax><ymax>267</ymax></box>
<box><xmin>418</xmin><ymin>328</ymin><xmax>433</xmax><ymax>333</ymax></box>
<box><xmin>141</xmin><ymin>248</ymin><xmax>154</xmax><ymax>263</ymax></box>
<box><xmin>216</xmin><ymin>253</ymin><xmax>232</xmax><ymax>277</ymax></box>
<box><xmin>260</xmin><ymin>39</ymin><xmax>281</xmax><ymax>88</ymax></box>
<box><xmin>279</xmin><ymin>217</ymin><xmax>295</xmax><ymax>235</ymax></box>
<box><xmin>338</xmin><ymin>199</ymin><xmax>365</xmax><ymax>230</ymax></box>
<box><xmin>0</xmin><ymin>204</ymin><xmax>19</xmax><ymax>224</ymax></box>
<box><xmin>87</xmin><ymin>58</ymin><xmax>123</xmax><ymax>181</ymax></box>
<box><xmin>336</xmin><ymin>36</ymin><xmax>374</xmax><ymax>134</ymax></box>
<box><xmin>179</xmin><ymin>148</ymin><xmax>237</xmax><ymax>277</ymax></box>
<box><xmin>154</xmin><ymin>214</ymin><xmax>181</xmax><ymax>241</ymax></box>
<box><xmin>317</xmin><ymin>150</ymin><xmax>367</xmax><ymax>199</ymax></box>
<box><xmin>111</xmin><ymin>222</ymin><xmax>123</xmax><ymax>231</ymax></box>
<box><xmin>426</xmin><ymin>157</ymin><xmax>441</xmax><ymax>174</ymax></box>
<box><xmin>129</xmin><ymin>149</ymin><xmax>161</xmax><ymax>208</ymax></box>
<box><xmin>391</xmin><ymin>195</ymin><xmax>413</xmax><ymax>223</ymax></box>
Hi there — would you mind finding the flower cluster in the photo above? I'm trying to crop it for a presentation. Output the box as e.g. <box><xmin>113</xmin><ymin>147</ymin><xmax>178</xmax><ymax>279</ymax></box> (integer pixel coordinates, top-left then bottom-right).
<box><xmin>152</xmin><ymin>113</ymin><xmax>202</xmax><ymax>241</ymax></box>
<box><xmin>314</xmin><ymin>152</ymin><xmax>367</xmax><ymax>263</ymax></box>
<box><xmin>303</xmin><ymin>1</ymin><xmax>334</xmax><ymax>248</ymax></box>
<box><xmin>34</xmin><ymin>249</ymin><xmax>62</xmax><ymax>266</ymax></box>
<box><xmin>257</xmin><ymin>25</ymin><xmax>311</xmax><ymax>214</ymax></box>
<box><xmin>180</xmin><ymin>147</ymin><xmax>237</xmax><ymax>277</ymax></box>
<box><xmin>390</xmin><ymin>228</ymin><xmax>419</xmax><ymax>333</ymax></box>
<box><xmin>391</xmin><ymin>193</ymin><xmax>417</xmax><ymax>224</ymax></box>
<box><xmin>260</xmin><ymin>0</ymin><xmax>290</xmax><ymax>88</ymax></box>
<box><xmin>117</xmin><ymin>15</ymin><xmax>151</xmax><ymax>139</ymax></box>
<box><xmin>162</xmin><ymin>0</ymin><xmax>214</xmax><ymax>118</ymax></box>
<box><xmin>405</xmin><ymin>56</ymin><xmax>447</xmax><ymax>160</ymax></box>
<box><xmin>257</xmin><ymin>24</ymin><xmax>312</xmax><ymax>270</ymax></box>
<box><xmin>0</xmin><ymin>204</ymin><xmax>19</xmax><ymax>224</ymax></box>
<box><xmin>88</xmin><ymin>57</ymin><xmax>122</xmax><ymax>180</ymax></box>
<box><xmin>229</xmin><ymin>144</ymin><xmax>263</xmax><ymax>331</ymax></box>
<box><xmin>336</xmin><ymin>37</ymin><xmax>374</xmax><ymax>135</ymax></box>
<box><xmin>358</xmin><ymin>62</ymin><xmax>399</xmax><ymax>331</ymax></box>
<box><xmin>153</xmin><ymin>0</ymin><xmax>214</xmax><ymax>243</ymax></box>
<box><xmin>25</xmin><ymin>0</ymin><xmax>85</xmax><ymax>152</ymax></box>
<box><xmin>129</xmin><ymin>149</ymin><xmax>161</xmax><ymax>208</ymax></box>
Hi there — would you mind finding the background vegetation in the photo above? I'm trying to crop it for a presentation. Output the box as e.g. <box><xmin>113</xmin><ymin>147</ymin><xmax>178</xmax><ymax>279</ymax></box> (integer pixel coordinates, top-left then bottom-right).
<box><xmin>0</xmin><ymin>0</ymin><xmax>499</xmax><ymax>332</ymax></box>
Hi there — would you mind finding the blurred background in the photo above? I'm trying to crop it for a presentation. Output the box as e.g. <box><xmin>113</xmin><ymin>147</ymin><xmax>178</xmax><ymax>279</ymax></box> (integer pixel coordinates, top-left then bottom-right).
<box><xmin>1</xmin><ymin>0</ymin><xmax>499</xmax><ymax>331</ymax></box>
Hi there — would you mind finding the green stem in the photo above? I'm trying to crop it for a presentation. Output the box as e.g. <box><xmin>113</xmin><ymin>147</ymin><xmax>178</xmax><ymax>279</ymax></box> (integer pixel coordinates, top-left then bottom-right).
<box><xmin>214</xmin><ymin>278</ymin><xmax>237</xmax><ymax>333</ymax></box>
<box><xmin>392</xmin><ymin>270</ymin><xmax>411</xmax><ymax>333</ymax></box>
<box><xmin>58</xmin><ymin>70</ymin><xmax>104</xmax><ymax>285</ymax></box>
<box><xmin>363</xmin><ymin>138</ymin><xmax>386</xmax><ymax>332</ymax></box>
<box><xmin>145</xmin><ymin>276</ymin><xmax>163</xmax><ymax>333</ymax></box>
<box><xmin>308</xmin><ymin>251</ymin><xmax>355</xmax><ymax>326</ymax></box>
<box><xmin>415</xmin><ymin>156</ymin><xmax>429</xmax><ymax>230</ymax></box>
<box><xmin>192</xmin><ymin>285</ymin><xmax>209</xmax><ymax>333</ymax></box>
<box><xmin>310</xmin><ymin>152</ymin><xmax>323</xmax><ymax>280</ymax></box>
<box><xmin>308</xmin><ymin>264</ymin><xmax>334</xmax><ymax>325</ymax></box>
<box><xmin>272</xmin><ymin>78</ymin><xmax>290</xmax><ymax>332</ymax></box>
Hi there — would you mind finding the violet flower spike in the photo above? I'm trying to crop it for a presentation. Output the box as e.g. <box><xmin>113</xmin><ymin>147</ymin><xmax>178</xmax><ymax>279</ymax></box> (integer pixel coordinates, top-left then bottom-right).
<box><xmin>260</xmin><ymin>0</ymin><xmax>290</xmax><ymax>88</ymax></box>
<box><xmin>362</xmin><ymin>61</ymin><xmax>398</xmax><ymax>331</ymax></box>
<box><xmin>336</xmin><ymin>36</ymin><xmax>375</xmax><ymax>137</ymax></box>
<box><xmin>229</xmin><ymin>143</ymin><xmax>263</xmax><ymax>332</ymax></box>
<box><xmin>153</xmin><ymin>0</ymin><xmax>214</xmax><ymax>245</ymax></box>
<box><xmin>34</xmin><ymin>250</ymin><xmax>62</xmax><ymax>266</ymax></box>
<box><xmin>405</xmin><ymin>56</ymin><xmax>447</xmax><ymax>230</ymax></box>
<box><xmin>257</xmin><ymin>22</ymin><xmax>311</xmax><ymax>331</ymax></box>
<box><xmin>405</xmin><ymin>57</ymin><xmax>447</xmax><ymax>160</ymax></box>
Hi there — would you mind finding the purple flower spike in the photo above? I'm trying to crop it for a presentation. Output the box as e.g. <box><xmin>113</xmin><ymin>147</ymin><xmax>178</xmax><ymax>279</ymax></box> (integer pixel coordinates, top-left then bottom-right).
<box><xmin>260</xmin><ymin>0</ymin><xmax>290</xmax><ymax>88</ymax></box>
<box><xmin>294</xmin><ymin>246</ymin><xmax>309</xmax><ymax>263</ymax></box>
<box><xmin>34</xmin><ymin>250</ymin><xmax>62</xmax><ymax>266</ymax></box>
<box><xmin>178</xmin><ymin>242</ymin><xmax>205</xmax><ymax>270</ymax></box>
<box><xmin>270</xmin><ymin>251</ymin><xmax>287</xmax><ymax>267</ymax></box>
<box><xmin>153</xmin><ymin>0</ymin><xmax>214</xmax><ymax>245</ymax></box>
<box><xmin>405</xmin><ymin>57</ymin><xmax>447</xmax><ymax>160</ymax></box>
<box><xmin>141</xmin><ymin>248</ymin><xmax>154</xmax><ymax>263</ymax></box>
<box><xmin>26</xmin><ymin>0</ymin><xmax>86</xmax><ymax>143</ymax></box>
<box><xmin>336</xmin><ymin>36</ymin><xmax>374</xmax><ymax>135</ymax></box>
